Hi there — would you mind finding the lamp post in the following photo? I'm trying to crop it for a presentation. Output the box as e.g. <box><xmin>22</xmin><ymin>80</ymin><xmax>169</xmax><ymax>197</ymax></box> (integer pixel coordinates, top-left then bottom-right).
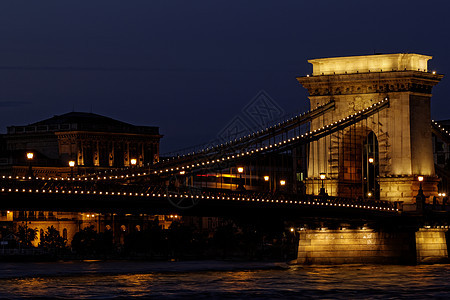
<box><xmin>26</xmin><ymin>152</ymin><xmax>34</xmax><ymax>178</ymax></box>
<box><xmin>418</xmin><ymin>176</ymin><xmax>424</xmax><ymax>194</ymax></box>
<box><xmin>68</xmin><ymin>160</ymin><xmax>75</xmax><ymax>178</ymax></box>
<box><xmin>279</xmin><ymin>180</ymin><xmax>286</xmax><ymax>191</ymax></box>
<box><xmin>416</xmin><ymin>176</ymin><xmax>425</xmax><ymax>212</ymax></box>
<box><xmin>237</xmin><ymin>167</ymin><xmax>244</xmax><ymax>191</ymax></box>
<box><xmin>319</xmin><ymin>173</ymin><xmax>326</xmax><ymax>196</ymax></box>
<box><xmin>264</xmin><ymin>175</ymin><xmax>270</xmax><ymax>192</ymax></box>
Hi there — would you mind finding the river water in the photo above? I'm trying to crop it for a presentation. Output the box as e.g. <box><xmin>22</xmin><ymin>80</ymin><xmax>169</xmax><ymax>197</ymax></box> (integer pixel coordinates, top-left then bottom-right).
<box><xmin>0</xmin><ymin>261</ymin><xmax>449</xmax><ymax>299</ymax></box>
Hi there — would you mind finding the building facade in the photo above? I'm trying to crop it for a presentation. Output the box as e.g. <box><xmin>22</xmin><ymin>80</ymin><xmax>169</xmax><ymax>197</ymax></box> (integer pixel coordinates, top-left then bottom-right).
<box><xmin>1</xmin><ymin>112</ymin><xmax>162</xmax><ymax>176</ymax></box>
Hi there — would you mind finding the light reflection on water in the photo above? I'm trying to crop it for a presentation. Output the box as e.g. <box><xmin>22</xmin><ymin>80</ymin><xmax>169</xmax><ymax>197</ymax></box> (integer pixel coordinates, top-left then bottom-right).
<box><xmin>0</xmin><ymin>262</ymin><xmax>449</xmax><ymax>299</ymax></box>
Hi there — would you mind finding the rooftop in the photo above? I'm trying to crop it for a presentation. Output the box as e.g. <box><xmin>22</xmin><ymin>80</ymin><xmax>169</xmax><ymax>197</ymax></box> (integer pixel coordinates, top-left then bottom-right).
<box><xmin>7</xmin><ymin>112</ymin><xmax>160</xmax><ymax>135</ymax></box>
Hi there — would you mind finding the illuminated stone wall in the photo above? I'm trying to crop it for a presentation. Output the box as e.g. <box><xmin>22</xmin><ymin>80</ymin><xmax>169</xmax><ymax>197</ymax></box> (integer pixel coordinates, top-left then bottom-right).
<box><xmin>296</xmin><ymin>229</ymin><xmax>416</xmax><ymax>264</ymax></box>
<box><xmin>415</xmin><ymin>228</ymin><xmax>448</xmax><ymax>264</ymax></box>
<box><xmin>297</xmin><ymin>53</ymin><xmax>443</xmax><ymax>203</ymax></box>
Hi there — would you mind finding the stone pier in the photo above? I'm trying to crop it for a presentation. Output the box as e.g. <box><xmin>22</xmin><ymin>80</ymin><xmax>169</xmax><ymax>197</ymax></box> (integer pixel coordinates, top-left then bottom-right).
<box><xmin>296</xmin><ymin>227</ymin><xmax>448</xmax><ymax>264</ymax></box>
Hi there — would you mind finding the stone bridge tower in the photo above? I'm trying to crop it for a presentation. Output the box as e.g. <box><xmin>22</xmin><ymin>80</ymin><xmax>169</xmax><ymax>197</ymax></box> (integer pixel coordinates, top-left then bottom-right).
<box><xmin>297</xmin><ymin>53</ymin><xmax>443</xmax><ymax>203</ymax></box>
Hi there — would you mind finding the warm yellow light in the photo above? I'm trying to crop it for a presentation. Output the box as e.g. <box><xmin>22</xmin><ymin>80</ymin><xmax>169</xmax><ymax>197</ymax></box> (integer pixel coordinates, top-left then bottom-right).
<box><xmin>442</xmin><ymin>193</ymin><xmax>447</xmax><ymax>197</ymax></box>
<box><xmin>180</xmin><ymin>170</ymin><xmax>186</xmax><ymax>175</ymax></box>
<box><xmin>319</xmin><ymin>173</ymin><xmax>326</xmax><ymax>180</ymax></box>
<box><xmin>368</xmin><ymin>157</ymin><xmax>374</xmax><ymax>163</ymax></box>
<box><xmin>432</xmin><ymin>71</ymin><xmax>436</xmax><ymax>74</ymax></box>
<box><xmin>26</xmin><ymin>152</ymin><xmax>34</xmax><ymax>160</ymax></box>
<box><xmin>418</xmin><ymin>176</ymin><xmax>424</xmax><ymax>182</ymax></box>
<box><xmin>367</xmin><ymin>192</ymin><xmax>372</xmax><ymax>197</ymax></box>
<box><xmin>290</xmin><ymin>227</ymin><xmax>294</xmax><ymax>232</ymax></box>
<box><xmin>68</xmin><ymin>161</ymin><xmax>75</xmax><ymax>167</ymax></box>
<box><xmin>130</xmin><ymin>158</ymin><xmax>137</xmax><ymax>165</ymax></box>
<box><xmin>280</xmin><ymin>180</ymin><xmax>286</xmax><ymax>186</ymax></box>
<box><xmin>237</xmin><ymin>167</ymin><xmax>244</xmax><ymax>173</ymax></box>
<box><xmin>264</xmin><ymin>176</ymin><xmax>270</xmax><ymax>181</ymax></box>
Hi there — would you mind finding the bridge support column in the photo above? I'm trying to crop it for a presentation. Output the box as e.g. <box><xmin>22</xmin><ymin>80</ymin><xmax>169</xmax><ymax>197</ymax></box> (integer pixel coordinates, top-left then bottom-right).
<box><xmin>296</xmin><ymin>228</ymin><xmax>416</xmax><ymax>264</ymax></box>
<box><xmin>416</xmin><ymin>228</ymin><xmax>448</xmax><ymax>264</ymax></box>
<box><xmin>295</xmin><ymin>227</ymin><xmax>449</xmax><ymax>264</ymax></box>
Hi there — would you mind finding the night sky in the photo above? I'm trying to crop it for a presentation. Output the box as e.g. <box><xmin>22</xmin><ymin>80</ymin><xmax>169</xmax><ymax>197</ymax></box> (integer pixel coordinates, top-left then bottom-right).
<box><xmin>1</xmin><ymin>1</ymin><xmax>450</xmax><ymax>153</ymax></box>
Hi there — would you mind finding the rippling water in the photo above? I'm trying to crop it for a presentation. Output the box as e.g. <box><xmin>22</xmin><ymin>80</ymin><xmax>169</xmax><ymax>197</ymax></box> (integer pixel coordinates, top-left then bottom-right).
<box><xmin>0</xmin><ymin>261</ymin><xmax>449</xmax><ymax>299</ymax></box>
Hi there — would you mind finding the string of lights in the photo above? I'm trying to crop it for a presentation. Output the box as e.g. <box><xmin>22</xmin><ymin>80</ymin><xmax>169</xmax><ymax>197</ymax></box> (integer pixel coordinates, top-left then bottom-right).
<box><xmin>0</xmin><ymin>184</ymin><xmax>398</xmax><ymax>212</ymax></box>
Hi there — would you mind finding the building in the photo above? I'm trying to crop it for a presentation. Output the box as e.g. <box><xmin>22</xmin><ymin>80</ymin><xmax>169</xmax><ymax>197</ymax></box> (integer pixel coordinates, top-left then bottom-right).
<box><xmin>0</xmin><ymin>112</ymin><xmax>162</xmax><ymax>176</ymax></box>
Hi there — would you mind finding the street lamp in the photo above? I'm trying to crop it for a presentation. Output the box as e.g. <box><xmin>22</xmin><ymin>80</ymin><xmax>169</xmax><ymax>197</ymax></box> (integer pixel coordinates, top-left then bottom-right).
<box><xmin>68</xmin><ymin>160</ymin><xmax>75</xmax><ymax>178</ymax></box>
<box><xmin>26</xmin><ymin>152</ymin><xmax>34</xmax><ymax>178</ymax></box>
<box><xmin>418</xmin><ymin>176</ymin><xmax>424</xmax><ymax>194</ymax></box>
<box><xmin>368</xmin><ymin>157</ymin><xmax>374</xmax><ymax>164</ymax></box>
<box><xmin>416</xmin><ymin>176</ymin><xmax>425</xmax><ymax>212</ymax></box>
<box><xmin>237</xmin><ymin>167</ymin><xmax>244</xmax><ymax>191</ymax></box>
<box><xmin>263</xmin><ymin>175</ymin><xmax>271</xmax><ymax>192</ymax></box>
<box><xmin>280</xmin><ymin>180</ymin><xmax>286</xmax><ymax>186</ymax></box>
<box><xmin>319</xmin><ymin>173</ymin><xmax>326</xmax><ymax>196</ymax></box>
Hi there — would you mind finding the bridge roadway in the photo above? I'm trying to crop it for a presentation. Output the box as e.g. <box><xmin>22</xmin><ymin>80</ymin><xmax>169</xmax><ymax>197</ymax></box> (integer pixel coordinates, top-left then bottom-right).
<box><xmin>0</xmin><ymin>177</ymin><xmax>399</xmax><ymax>221</ymax></box>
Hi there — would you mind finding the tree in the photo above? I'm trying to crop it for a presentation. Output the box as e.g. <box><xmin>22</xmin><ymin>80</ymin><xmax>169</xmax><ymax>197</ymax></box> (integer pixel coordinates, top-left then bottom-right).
<box><xmin>17</xmin><ymin>225</ymin><xmax>37</xmax><ymax>247</ymax></box>
<box><xmin>39</xmin><ymin>226</ymin><xmax>67</xmax><ymax>250</ymax></box>
<box><xmin>71</xmin><ymin>226</ymin><xmax>99</xmax><ymax>255</ymax></box>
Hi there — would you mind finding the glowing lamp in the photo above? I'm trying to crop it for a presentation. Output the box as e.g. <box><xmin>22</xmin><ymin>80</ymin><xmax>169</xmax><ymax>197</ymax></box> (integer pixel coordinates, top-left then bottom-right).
<box><xmin>26</xmin><ymin>152</ymin><xmax>34</xmax><ymax>160</ymax></box>
<box><xmin>130</xmin><ymin>158</ymin><xmax>137</xmax><ymax>166</ymax></box>
<box><xmin>368</xmin><ymin>157</ymin><xmax>374</xmax><ymax>164</ymax></box>
<box><xmin>280</xmin><ymin>180</ymin><xmax>286</xmax><ymax>186</ymax></box>
<box><xmin>237</xmin><ymin>167</ymin><xmax>244</xmax><ymax>173</ymax></box>
<box><xmin>180</xmin><ymin>170</ymin><xmax>186</xmax><ymax>175</ymax></box>
<box><xmin>290</xmin><ymin>228</ymin><xmax>295</xmax><ymax>232</ymax></box>
<box><xmin>68</xmin><ymin>161</ymin><xmax>75</xmax><ymax>167</ymax></box>
<box><xmin>418</xmin><ymin>176</ymin><xmax>424</xmax><ymax>182</ymax></box>
<box><xmin>319</xmin><ymin>173</ymin><xmax>326</xmax><ymax>180</ymax></box>
<box><xmin>264</xmin><ymin>176</ymin><xmax>270</xmax><ymax>181</ymax></box>
<box><xmin>367</xmin><ymin>192</ymin><xmax>372</xmax><ymax>197</ymax></box>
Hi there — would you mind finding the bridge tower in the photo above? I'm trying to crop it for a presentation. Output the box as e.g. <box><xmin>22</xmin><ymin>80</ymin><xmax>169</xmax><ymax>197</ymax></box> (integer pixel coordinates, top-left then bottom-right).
<box><xmin>297</xmin><ymin>53</ymin><xmax>443</xmax><ymax>203</ymax></box>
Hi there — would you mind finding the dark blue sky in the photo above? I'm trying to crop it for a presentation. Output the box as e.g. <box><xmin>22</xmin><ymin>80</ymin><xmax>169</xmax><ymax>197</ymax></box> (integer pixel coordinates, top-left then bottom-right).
<box><xmin>1</xmin><ymin>1</ymin><xmax>450</xmax><ymax>153</ymax></box>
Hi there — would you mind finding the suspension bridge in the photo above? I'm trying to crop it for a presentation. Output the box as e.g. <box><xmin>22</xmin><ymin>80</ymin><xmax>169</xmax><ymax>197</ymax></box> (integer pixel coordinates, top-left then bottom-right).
<box><xmin>1</xmin><ymin>53</ymin><xmax>449</xmax><ymax>264</ymax></box>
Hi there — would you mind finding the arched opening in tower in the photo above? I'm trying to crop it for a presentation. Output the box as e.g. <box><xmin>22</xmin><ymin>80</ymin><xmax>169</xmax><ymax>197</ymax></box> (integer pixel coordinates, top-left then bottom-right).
<box><xmin>338</xmin><ymin>127</ymin><xmax>379</xmax><ymax>199</ymax></box>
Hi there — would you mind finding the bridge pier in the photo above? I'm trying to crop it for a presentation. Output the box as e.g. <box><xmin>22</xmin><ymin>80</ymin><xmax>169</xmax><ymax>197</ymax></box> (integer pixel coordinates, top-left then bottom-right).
<box><xmin>416</xmin><ymin>228</ymin><xmax>449</xmax><ymax>264</ymax></box>
<box><xmin>295</xmin><ymin>227</ymin><xmax>448</xmax><ymax>265</ymax></box>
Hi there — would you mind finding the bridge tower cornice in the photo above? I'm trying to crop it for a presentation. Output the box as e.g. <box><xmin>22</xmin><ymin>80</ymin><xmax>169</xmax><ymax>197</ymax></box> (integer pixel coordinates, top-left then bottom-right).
<box><xmin>297</xmin><ymin>70</ymin><xmax>443</xmax><ymax>98</ymax></box>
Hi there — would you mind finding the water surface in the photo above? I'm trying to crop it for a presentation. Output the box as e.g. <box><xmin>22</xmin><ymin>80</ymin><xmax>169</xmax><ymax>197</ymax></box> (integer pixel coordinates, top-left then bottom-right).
<box><xmin>0</xmin><ymin>261</ymin><xmax>449</xmax><ymax>299</ymax></box>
